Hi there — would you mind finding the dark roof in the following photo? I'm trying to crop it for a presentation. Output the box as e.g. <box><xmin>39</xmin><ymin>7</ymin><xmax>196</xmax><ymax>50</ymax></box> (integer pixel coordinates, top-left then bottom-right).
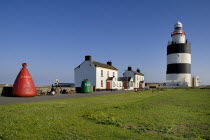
<box><xmin>107</xmin><ymin>77</ymin><xmax>115</xmax><ymax>80</ymax></box>
<box><xmin>91</xmin><ymin>61</ymin><xmax>118</xmax><ymax>70</ymax></box>
<box><xmin>118</xmin><ymin>77</ymin><xmax>132</xmax><ymax>82</ymax></box>
<box><xmin>74</xmin><ymin>60</ymin><xmax>118</xmax><ymax>70</ymax></box>
<box><xmin>145</xmin><ymin>82</ymin><xmax>164</xmax><ymax>84</ymax></box>
<box><xmin>132</xmin><ymin>71</ymin><xmax>144</xmax><ymax>76</ymax></box>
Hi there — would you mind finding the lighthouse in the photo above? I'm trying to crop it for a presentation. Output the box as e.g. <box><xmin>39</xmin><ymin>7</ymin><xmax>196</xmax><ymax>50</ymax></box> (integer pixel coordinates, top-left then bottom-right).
<box><xmin>166</xmin><ymin>21</ymin><xmax>192</xmax><ymax>87</ymax></box>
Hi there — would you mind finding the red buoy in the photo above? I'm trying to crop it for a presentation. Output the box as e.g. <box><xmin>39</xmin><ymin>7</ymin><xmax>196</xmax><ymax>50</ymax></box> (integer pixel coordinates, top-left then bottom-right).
<box><xmin>12</xmin><ymin>63</ymin><xmax>37</xmax><ymax>97</ymax></box>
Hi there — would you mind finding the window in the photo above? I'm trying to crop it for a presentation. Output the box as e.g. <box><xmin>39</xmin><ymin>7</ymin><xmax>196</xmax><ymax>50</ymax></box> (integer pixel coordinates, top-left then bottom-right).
<box><xmin>113</xmin><ymin>72</ymin><xmax>115</xmax><ymax>77</ymax></box>
<box><xmin>107</xmin><ymin>71</ymin><xmax>109</xmax><ymax>77</ymax></box>
<box><xmin>137</xmin><ymin>76</ymin><xmax>138</xmax><ymax>80</ymax></box>
<box><xmin>101</xmin><ymin>70</ymin><xmax>103</xmax><ymax>77</ymax></box>
<box><xmin>130</xmin><ymin>82</ymin><xmax>133</xmax><ymax>87</ymax></box>
<box><xmin>101</xmin><ymin>80</ymin><xmax>103</xmax><ymax>87</ymax></box>
<box><xmin>113</xmin><ymin>82</ymin><xmax>115</xmax><ymax>87</ymax></box>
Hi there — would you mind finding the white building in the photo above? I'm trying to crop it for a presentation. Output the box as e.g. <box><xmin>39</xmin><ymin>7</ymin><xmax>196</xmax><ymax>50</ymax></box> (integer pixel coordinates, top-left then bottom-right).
<box><xmin>166</xmin><ymin>21</ymin><xmax>191</xmax><ymax>87</ymax></box>
<box><xmin>166</xmin><ymin>21</ymin><xmax>200</xmax><ymax>87</ymax></box>
<box><xmin>191</xmin><ymin>76</ymin><xmax>200</xmax><ymax>87</ymax></box>
<box><xmin>123</xmin><ymin>66</ymin><xmax>145</xmax><ymax>89</ymax></box>
<box><xmin>74</xmin><ymin>55</ymin><xmax>123</xmax><ymax>91</ymax></box>
<box><xmin>118</xmin><ymin>77</ymin><xmax>134</xmax><ymax>90</ymax></box>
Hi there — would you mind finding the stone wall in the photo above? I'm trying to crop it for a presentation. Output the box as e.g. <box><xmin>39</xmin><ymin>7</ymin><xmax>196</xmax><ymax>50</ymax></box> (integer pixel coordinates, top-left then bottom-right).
<box><xmin>0</xmin><ymin>85</ymin><xmax>76</xmax><ymax>96</ymax></box>
<box><xmin>0</xmin><ymin>85</ymin><xmax>13</xmax><ymax>96</ymax></box>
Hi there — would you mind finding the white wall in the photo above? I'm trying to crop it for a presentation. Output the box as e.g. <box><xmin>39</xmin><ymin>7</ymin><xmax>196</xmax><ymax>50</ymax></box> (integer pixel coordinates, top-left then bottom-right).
<box><xmin>167</xmin><ymin>53</ymin><xmax>191</xmax><ymax>64</ymax></box>
<box><xmin>172</xmin><ymin>34</ymin><xmax>185</xmax><ymax>43</ymax></box>
<box><xmin>75</xmin><ymin>60</ymin><xmax>122</xmax><ymax>90</ymax></box>
<box><xmin>192</xmin><ymin>76</ymin><xmax>200</xmax><ymax>87</ymax></box>
<box><xmin>110</xmin><ymin>81</ymin><xmax>123</xmax><ymax>90</ymax></box>
<box><xmin>136</xmin><ymin>75</ymin><xmax>145</xmax><ymax>88</ymax></box>
<box><xmin>74</xmin><ymin>61</ymin><xmax>96</xmax><ymax>87</ymax></box>
<box><xmin>124</xmin><ymin>71</ymin><xmax>145</xmax><ymax>88</ymax></box>
<box><xmin>117</xmin><ymin>81</ymin><xmax>123</xmax><ymax>90</ymax></box>
<box><xmin>166</xmin><ymin>74</ymin><xmax>191</xmax><ymax>87</ymax></box>
<box><xmin>96</xmin><ymin>67</ymin><xmax>118</xmax><ymax>89</ymax></box>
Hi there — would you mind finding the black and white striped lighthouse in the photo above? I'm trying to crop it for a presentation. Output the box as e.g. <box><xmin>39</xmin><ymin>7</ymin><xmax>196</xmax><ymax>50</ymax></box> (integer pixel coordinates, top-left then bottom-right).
<box><xmin>166</xmin><ymin>21</ymin><xmax>191</xmax><ymax>87</ymax></box>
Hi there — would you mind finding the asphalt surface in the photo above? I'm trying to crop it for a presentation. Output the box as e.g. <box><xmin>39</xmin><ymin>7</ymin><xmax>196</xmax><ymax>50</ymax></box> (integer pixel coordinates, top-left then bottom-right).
<box><xmin>0</xmin><ymin>90</ymin><xmax>134</xmax><ymax>106</ymax></box>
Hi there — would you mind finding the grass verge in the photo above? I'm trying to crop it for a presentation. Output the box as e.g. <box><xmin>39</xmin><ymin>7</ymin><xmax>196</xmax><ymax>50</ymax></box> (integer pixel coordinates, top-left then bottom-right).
<box><xmin>0</xmin><ymin>89</ymin><xmax>210</xmax><ymax>140</ymax></box>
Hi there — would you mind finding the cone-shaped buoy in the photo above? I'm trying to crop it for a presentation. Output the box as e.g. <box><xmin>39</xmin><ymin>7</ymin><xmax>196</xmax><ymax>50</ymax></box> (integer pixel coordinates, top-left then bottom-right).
<box><xmin>12</xmin><ymin>63</ymin><xmax>36</xmax><ymax>97</ymax></box>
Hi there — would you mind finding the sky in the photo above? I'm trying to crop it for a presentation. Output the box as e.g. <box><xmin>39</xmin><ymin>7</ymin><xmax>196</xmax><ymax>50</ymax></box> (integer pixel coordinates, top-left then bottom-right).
<box><xmin>0</xmin><ymin>0</ymin><xmax>210</xmax><ymax>85</ymax></box>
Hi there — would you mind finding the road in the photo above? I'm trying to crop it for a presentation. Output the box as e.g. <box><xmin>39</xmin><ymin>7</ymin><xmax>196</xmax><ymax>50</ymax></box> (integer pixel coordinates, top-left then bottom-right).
<box><xmin>0</xmin><ymin>90</ymin><xmax>134</xmax><ymax>106</ymax></box>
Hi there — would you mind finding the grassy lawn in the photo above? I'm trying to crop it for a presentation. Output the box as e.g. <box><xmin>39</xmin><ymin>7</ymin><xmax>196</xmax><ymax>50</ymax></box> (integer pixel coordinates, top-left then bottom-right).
<box><xmin>0</xmin><ymin>89</ymin><xmax>210</xmax><ymax>140</ymax></box>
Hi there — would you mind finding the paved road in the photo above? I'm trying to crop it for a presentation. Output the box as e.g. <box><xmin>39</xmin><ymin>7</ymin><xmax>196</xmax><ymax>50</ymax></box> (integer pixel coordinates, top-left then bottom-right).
<box><xmin>0</xmin><ymin>90</ymin><xmax>134</xmax><ymax>106</ymax></box>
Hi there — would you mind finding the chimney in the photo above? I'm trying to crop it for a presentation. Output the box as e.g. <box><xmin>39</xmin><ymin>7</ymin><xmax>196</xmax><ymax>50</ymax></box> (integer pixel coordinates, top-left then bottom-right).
<box><xmin>137</xmin><ymin>68</ymin><xmax>140</xmax><ymax>73</ymax></box>
<box><xmin>107</xmin><ymin>61</ymin><xmax>112</xmax><ymax>66</ymax></box>
<box><xmin>128</xmin><ymin>66</ymin><xmax>132</xmax><ymax>71</ymax></box>
<box><xmin>85</xmin><ymin>55</ymin><xmax>92</xmax><ymax>61</ymax></box>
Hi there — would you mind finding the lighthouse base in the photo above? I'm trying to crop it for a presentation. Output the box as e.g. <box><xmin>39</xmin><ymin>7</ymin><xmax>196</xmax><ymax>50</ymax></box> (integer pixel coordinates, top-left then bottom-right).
<box><xmin>166</xmin><ymin>74</ymin><xmax>191</xmax><ymax>87</ymax></box>
<box><xmin>165</xmin><ymin>81</ymin><xmax>189</xmax><ymax>87</ymax></box>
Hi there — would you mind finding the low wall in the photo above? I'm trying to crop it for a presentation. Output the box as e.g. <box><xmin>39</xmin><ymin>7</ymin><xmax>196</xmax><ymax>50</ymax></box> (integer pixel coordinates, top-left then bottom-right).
<box><xmin>0</xmin><ymin>85</ymin><xmax>76</xmax><ymax>96</ymax></box>
<box><xmin>0</xmin><ymin>85</ymin><xmax>13</xmax><ymax>96</ymax></box>
<box><xmin>36</xmin><ymin>86</ymin><xmax>76</xmax><ymax>95</ymax></box>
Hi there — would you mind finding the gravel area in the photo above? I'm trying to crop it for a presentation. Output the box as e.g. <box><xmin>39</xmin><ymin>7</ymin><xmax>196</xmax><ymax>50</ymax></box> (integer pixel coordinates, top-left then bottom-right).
<box><xmin>0</xmin><ymin>90</ymin><xmax>134</xmax><ymax>106</ymax></box>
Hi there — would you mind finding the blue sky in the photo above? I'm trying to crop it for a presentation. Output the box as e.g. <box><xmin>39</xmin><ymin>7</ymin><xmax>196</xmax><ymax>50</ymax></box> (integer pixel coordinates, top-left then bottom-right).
<box><xmin>0</xmin><ymin>0</ymin><xmax>210</xmax><ymax>85</ymax></box>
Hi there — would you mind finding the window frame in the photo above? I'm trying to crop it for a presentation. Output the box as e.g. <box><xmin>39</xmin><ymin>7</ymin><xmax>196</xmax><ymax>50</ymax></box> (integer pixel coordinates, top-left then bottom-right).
<box><xmin>101</xmin><ymin>80</ymin><xmax>103</xmax><ymax>87</ymax></box>
<box><xmin>101</xmin><ymin>70</ymin><xmax>103</xmax><ymax>77</ymax></box>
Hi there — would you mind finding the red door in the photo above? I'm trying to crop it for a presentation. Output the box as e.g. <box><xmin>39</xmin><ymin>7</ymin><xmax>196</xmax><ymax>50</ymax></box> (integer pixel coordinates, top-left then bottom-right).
<box><xmin>106</xmin><ymin>82</ymin><xmax>110</xmax><ymax>90</ymax></box>
<box><xmin>124</xmin><ymin>82</ymin><xmax>128</xmax><ymax>89</ymax></box>
<box><xmin>139</xmin><ymin>83</ymin><xmax>143</xmax><ymax>89</ymax></box>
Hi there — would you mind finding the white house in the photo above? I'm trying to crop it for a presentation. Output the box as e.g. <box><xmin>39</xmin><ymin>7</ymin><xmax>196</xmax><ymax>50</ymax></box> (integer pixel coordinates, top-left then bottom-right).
<box><xmin>118</xmin><ymin>77</ymin><xmax>134</xmax><ymax>90</ymax></box>
<box><xmin>74</xmin><ymin>55</ymin><xmax>123</xmax><ymax>91</ymax></box>
<box><xmin>123</xmin><ymin>66</ymin><xmax>145</xmax><ymax>89</ymax></box>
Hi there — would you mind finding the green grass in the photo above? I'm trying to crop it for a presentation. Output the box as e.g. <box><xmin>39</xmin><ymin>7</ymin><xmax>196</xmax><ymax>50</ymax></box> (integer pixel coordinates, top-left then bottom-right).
<box><xmin>0</xmin><ymin>89</ymin><xmax>210</xmax><ymax>140</ymax></box>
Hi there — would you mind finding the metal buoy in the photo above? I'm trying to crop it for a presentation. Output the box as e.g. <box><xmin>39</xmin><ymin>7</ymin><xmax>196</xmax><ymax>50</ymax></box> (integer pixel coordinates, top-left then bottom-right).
<box><xmin>12</xmin><ymin>63</ymin><xmax>36</xmax><ymax>97</ymax></box>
